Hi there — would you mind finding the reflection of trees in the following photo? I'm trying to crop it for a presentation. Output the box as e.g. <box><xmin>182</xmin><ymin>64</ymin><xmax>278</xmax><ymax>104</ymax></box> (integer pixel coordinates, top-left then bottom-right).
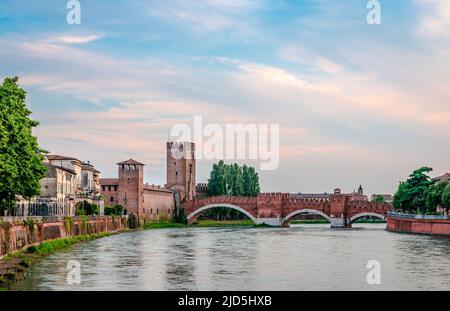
<box><xmin>164</xmin><ymin>231</ymin><xmax>197</xmax><ymax>290</ymax></box>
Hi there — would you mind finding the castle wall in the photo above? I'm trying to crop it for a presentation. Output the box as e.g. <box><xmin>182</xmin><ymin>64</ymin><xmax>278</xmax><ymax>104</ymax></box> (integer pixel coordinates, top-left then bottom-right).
<box><xmin>143</xmin><ymin>188</ymin><xmax>175</xmax><ymax>221</ymax></box>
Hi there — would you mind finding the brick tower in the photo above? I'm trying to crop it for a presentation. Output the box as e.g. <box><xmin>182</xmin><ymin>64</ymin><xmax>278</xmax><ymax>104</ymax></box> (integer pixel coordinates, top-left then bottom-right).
<box><xmin>166</xmin><ymin>142</ymin><xmax>196</xmax><ymax>201</ymax></box>
<box><xmin>117</xmin><ymin>159</ymin><xmax>144</xmax><ymax>215</ymax></box>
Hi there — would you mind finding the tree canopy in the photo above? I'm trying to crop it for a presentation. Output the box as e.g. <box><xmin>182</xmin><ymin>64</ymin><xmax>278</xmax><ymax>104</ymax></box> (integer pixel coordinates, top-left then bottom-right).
<box><xmin>205</xmin><ymin>161</ymin><xmax>260</xmax><ymax>220</ymax></box>
<box><xmin>0</xmin><ymin>77</ymin><xmax>47</xmax><ymax>215</ymax></box>
<box><xmin>393</xmin><ymin>167</ymin><xmax>450</xmax><ymax>215</ymax></box>
<box><xmin>207</xmin><ymin>161</ymin><xmax>260</xmax><ymax>197</ymax></box>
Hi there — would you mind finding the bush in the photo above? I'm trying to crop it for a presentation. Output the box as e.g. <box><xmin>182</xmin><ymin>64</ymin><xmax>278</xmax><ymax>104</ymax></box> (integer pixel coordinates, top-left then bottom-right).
<box><xmin>76</xmin><ymin>201</ymin><xmax>99</xmax><ymax>216</ymax></box>
<box><xmin>104</xmin><ymin>204</ymin><xmax>123</xmax><ymax>216</ymax></box>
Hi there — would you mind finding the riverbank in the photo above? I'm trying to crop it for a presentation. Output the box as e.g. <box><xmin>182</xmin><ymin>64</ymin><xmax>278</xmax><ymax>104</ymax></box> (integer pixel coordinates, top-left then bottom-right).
<box><xmin>0</xmin><ymin>231</ymin><xmax>120</xmax><ymax>290</ymax></box>
<box><xmin>289</xmin><ymin>219</ymin><xmax>386</xmax><ymax>224</ymax></box>
<box><xmin>387</xmin><ymin>212</ymin><xmax>450</xmax><ymax>236</ymax></box>
<box><xmin>143</xmin><ymin>219</ymin><xmax>256</xmax><ymax>230</ymax></box>
<box><xmin>0</xmin><ymin>215</ymin><xmax>129</xmax><ymax>290</ymax></box>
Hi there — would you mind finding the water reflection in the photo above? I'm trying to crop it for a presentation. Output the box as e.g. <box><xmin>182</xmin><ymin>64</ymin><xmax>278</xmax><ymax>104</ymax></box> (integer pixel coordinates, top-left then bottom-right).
<box><xmin>163</xmin><ymin>230</ymin><xmax>197</xmax><ymax>290</ymax></box>
<box><xmin>13</xmin><ymin>224</ymin><xmax>450</xmax><ymax>291</ymax></box>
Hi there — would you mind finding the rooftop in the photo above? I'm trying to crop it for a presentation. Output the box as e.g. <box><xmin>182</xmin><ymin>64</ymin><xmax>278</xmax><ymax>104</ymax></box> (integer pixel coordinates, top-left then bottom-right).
<box><xmin>433</xmin><ymin>173</ymin><xmax>450</xmax><ymax>181</ymax></box>
<box><xmin>46</xmin><ymin>154</ymin><xmax>81</xmax><ymax>162</ymax></box>
<box><xmin>117</xmin><ymin>159</ymin><xmax>145</xmax><ymax>166</ymax></box>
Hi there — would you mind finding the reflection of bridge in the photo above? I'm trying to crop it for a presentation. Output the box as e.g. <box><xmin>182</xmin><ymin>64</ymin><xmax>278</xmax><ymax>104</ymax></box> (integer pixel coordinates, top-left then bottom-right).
<box><xmin>182</xmin><ymin>193</ymin><xmax>391</xmax><ymax>228</ymax></box>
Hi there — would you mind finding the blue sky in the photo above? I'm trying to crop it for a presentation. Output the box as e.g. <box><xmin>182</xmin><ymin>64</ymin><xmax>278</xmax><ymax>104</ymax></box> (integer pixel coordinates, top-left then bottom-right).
<box><xmin>1</xmin><ymin>0</ymin><xmax>449</xmax><ymax>195</ymax></box>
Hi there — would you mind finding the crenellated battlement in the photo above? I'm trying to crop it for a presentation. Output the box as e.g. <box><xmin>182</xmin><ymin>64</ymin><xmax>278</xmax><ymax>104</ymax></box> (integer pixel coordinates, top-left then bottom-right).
<box><xmin>181</xmin><ymin>192</ymin><xmax>392</xmax><ymax>226</ymax></box>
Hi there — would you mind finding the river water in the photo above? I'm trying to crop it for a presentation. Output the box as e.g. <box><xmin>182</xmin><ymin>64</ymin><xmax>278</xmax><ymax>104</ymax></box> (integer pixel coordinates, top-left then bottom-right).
<box><xmin>13</xmin><ymin>224</ymin><xmax>450</xmax><ymax>291</ymax></box>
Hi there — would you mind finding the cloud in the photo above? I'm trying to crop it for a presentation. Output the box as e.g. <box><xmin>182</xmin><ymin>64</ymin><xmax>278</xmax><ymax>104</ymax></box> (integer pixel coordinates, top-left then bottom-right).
<box><xmin>50</xmin><ymin>35</ymin><xmax>103</xmax><ymax>44</ymax></box>
<box><xmin>415</xmin><ymin>0</ymin><xmax>450</xmax><ymax>38</ymax></box>
<box><xmin>279</xmin><ymin>45</ymin><xmax>344</xmax><ymax>74</ymax></box>
<box><xmin>147</xmin><ymin>0</ymin><xmax>264</xmax><ymax>36</ymax></box>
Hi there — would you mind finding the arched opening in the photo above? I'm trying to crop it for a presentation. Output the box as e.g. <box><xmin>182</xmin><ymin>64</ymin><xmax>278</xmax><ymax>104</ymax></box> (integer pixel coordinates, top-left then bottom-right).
<box><xmin>186</xmin><ymin>203</ymin><xmax>257</xmax><ymax>226</ymax></box>
<box><xmin>283</xmin><ymin>209</ymin><xmax>332</xmax><ymax>226</ymax></box>
<box><xmin>349</xmin><ymin>213</ymin><xmax>386</xmax><ymax>226</ymax></box>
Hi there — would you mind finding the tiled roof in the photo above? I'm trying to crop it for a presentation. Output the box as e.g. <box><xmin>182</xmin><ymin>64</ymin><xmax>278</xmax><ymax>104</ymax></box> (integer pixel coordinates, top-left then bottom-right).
<box><xmin>117</xmin><ymin>159</ymin><xmax>145</xmax><ymax>165</ymax></box>
<box><xmin>44</xmin><ymin>163</ymin><xmax>76</xmax><ymax>175</ymax></box>
<box><xmin>46</xmin><ymin>154</ymin><xmax>81</xmax><ymax>162</ymax></box>
<box><xmin>433</xmin><ymin>173</ymin><xmax>450</xmax><ymax>181</ymax></box>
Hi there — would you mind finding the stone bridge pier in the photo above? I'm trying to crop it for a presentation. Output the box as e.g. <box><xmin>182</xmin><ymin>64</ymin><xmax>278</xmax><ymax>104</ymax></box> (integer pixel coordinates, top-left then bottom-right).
<box><xmin>181</xmin><ymin>193</ymin><xmax>390</xmax><ymax>228</ymax></box>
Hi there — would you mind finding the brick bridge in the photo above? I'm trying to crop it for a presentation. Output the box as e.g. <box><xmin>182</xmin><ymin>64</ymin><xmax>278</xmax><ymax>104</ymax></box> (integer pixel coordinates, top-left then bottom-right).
<box><xmin>181</xmin><ymin>193</ymin><xmax>391</xmax><ymax>227</ymax></box>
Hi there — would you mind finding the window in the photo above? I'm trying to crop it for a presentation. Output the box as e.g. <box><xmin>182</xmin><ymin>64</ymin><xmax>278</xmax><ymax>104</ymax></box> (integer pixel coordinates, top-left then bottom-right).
<box><xmin>150</xmin><ymin>209</ymin><xmax>153</xmax><ymax>215</ymax></box>
<box><xmin>114</xmin><ymin>186</ymin><xmax>118</xmax><ymax>191</ymax></box>
<box><xmin>168</xmin><ymin>209</ymin><xmax>171</xmax><ymax>215</ymax></box>
<box><xmin>157</xmin><ymin>209</ymin><xmax>159</xmax><ymax>215</ymax></box>
<box><xmin>110</xmin><ymin>196</ymin><xmax>114</xmax><ymax>202</ymax></box>
<box><xmin>102</xmin><ymin>185</ymin><xmax>105</xmax><ymax>191</ymax></box>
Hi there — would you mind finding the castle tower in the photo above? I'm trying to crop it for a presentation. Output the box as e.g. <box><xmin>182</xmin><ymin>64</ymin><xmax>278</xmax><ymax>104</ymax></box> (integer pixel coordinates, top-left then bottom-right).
<box><xmin>358</xmin><ymin>185</ymin><xmax>363</xmax><ymax>195</ymax></box>
<box><xmin>166</xmin><ymin>142</ymin><xmax>196</xmax><ymax>201</ymax></box>
<box><xmin>117</xmin><ymin>159</ymin><xmax>144</xmax><ymax>215</ymax></box>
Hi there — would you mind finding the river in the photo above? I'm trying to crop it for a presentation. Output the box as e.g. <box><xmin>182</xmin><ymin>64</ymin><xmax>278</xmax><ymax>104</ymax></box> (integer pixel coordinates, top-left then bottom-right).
<box><xmin>13</xmin><ymin>224</ymin><xmax>450</xmax><ymax>291</ymax></box>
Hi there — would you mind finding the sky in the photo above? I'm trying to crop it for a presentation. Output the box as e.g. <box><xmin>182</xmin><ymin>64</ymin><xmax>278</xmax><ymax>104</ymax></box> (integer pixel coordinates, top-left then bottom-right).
<box><xmin>0</xmin><ymin>0</ymin><xmax>449</xmax><ymax>195</ymax></box>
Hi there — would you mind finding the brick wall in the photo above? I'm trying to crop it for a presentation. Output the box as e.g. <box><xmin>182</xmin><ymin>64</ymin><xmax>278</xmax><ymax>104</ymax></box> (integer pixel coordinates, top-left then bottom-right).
<box><xmin>0</xmin><ymin>216</ymin><xmax>128</xmax><ymax>258</ymax></box>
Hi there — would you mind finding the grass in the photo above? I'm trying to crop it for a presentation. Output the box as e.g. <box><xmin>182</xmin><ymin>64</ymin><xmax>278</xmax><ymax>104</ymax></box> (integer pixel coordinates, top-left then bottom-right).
<box><xmin>290</xmin><ymin>219</ymin><xmax>330</xmax><ymax>224</ymax></box>
<box><xmin>0</xmin><ymin>232</ymin><xmax>113</xmax><ymax>290</ymax></box>
<box><xmin>290</xmin><ymin>219</ymin><xmax>386</xmax><ymax>224</ymax></box>
<box><xmin>143</xmin><ymin>219</ymin><xmax>256</xmax><ymax>230</ymax></box>
<box><xmin>192</xmin><ymin>219</ymin><xmax>255</xmax><ymax>227</ymax></box>
<box><xmin>144</xmin><ymin>222</ymin><xmax>187</xmax><ymax>229</ymax></box>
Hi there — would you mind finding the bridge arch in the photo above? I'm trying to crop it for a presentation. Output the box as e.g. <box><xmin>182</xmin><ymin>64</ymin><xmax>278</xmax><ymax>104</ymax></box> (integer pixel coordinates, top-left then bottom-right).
<box><xmin>349</xmin><ymin>212</ymin><xmax>386</xmax><ymax>224</ymax></box>
<box><xmin>283</xmin><ymin>209</ymin><xmax>332</xmax><ymax>225</ymax></box>
<box><xmin>186</xmin><ymin>203</ymin><xmax>257</xmax><ymax>223</ymax></box>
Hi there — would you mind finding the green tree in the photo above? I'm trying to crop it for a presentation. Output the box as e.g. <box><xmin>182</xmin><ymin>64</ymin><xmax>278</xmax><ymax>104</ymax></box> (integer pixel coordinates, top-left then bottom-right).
<box><xmin>425</xmin><ymin>180</ymin><xmax>448</xmax><ymax>214</ymax></box>
<box><xmin>105</xmin><ymin>204</ymin><xmax>124</xmax><ymax>216</ymax></box>
<box><xmin>206</xmin><ymin>162</ymin><xmax>260</xmax><ymax>220</ymax></box>
<box><xmin>393</xmin><ymin>167</ymin><xmax>433</xmax><ymax>214</ymax></box>
<box><xmin>373</xmin><ymin>195</ymin><xmax>385</xmax><ymax>203</ymax></box>
<box><xmin>208</xmin><ymin>162</ymin><xmax>260</xmax><ymax>198</ymax></box>
<box><xmin>441</xmin><ymin>183</ymin><xmax>450</xmax><ymax>215</ymax></box>
<box><xmin>0</xmin><ymin>77</ymin><xmax>47</xmax><ymax>215</ymax></box>
<box><xmin>76</xmin><ymin>201</ymin><xmax>99</xmax><ymax>216</ymax></box>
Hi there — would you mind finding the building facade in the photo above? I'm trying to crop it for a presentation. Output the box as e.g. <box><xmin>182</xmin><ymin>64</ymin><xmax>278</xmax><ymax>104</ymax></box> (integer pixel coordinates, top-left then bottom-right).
<box><xmin>100</xmin><ymin>159</ymin><xmax>175</xmax><ymax>221</ymax></box>
<box><xmin>15</xmin><ymin>154</ymin><xmax>104</xmax><ymax>216</ymax></box>
<box><xmin>166</xmin><ymin>141</ymin><xmax>196</xmax><ymax>201</ymax></box>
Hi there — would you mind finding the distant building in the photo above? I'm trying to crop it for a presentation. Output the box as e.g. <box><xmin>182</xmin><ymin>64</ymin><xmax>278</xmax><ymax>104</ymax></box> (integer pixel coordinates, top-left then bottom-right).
<box><xmin>196</xmin><ymin>183</ymin><xmax>209</xmax><ymax>199</ymax></box>
<box><xmin>348</xmin><ymin>185</ymin><xmax>369</xmax><ymax>201</ymax></box>
<box><xmin>100</xmin><ymin>159</ymin><xmax>174</xmax><ymax>221</ymax></box>
<box><xmin>432</xmin><ymin>173</ymin><xmax>450</xmax><ymax>182</ymax></box>
<box><xmin>371</xmin><ymin>194</ymin><xmax>393</xmax><ymax>203</ymax></box>
<box><xmin>294</xmin><ymin>185</ymin><xmax>368</xmax><ymax>202</ymax></box>
<box><xmin>166</xmin><ymin>142</ymin><xmax>196</xmax><ymax>201</ymax></box>
<box><xmin>15</xmin><ymin>154</ymin><xmax>103</xmax><ymax>216</ymax></box>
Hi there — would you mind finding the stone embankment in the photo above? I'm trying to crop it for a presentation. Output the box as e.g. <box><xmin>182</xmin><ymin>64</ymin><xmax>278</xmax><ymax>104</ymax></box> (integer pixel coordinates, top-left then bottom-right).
<box><xmin>0</xmin><ymin>216</ymin><xmax>128</xmax><ymax>258</ymax></box>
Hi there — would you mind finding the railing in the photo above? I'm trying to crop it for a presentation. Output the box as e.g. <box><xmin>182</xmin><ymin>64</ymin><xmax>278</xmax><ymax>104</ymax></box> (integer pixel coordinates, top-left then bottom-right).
<box><xmin>388</xmin><ymin>211</ymin><xmax>450</xmax><ymax>220</ymax></box>
<box><xmin>11</xmin><ymin>202</ymin><xmax>72</xmax><ymax>217</ymax></box>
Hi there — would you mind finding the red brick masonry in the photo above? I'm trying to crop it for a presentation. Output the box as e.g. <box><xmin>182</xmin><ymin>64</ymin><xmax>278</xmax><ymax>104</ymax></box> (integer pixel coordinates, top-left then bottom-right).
<box><xmin>0</xmin><ymin>216</ymin><xmax>128</xmax><ymax>258</ymax></box>
<box><xmin>387</xmin><ymin>212</ymin><xmax>450</xmax><ymax>236</ymax></box>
